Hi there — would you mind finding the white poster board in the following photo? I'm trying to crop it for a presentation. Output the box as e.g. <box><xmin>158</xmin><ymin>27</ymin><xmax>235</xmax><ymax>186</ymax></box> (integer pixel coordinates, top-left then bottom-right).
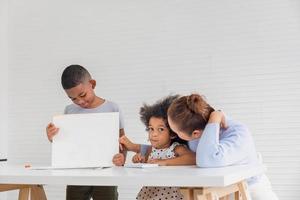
<box><xmin>51</xmin><ymin>112</ymin><xmax>119</xmax><ymax>168</ymax></box>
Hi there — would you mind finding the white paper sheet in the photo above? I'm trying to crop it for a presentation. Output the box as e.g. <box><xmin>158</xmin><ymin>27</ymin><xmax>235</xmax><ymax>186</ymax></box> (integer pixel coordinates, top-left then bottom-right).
<box><xmin>51</xmin><ymin>112</ymin><xmax>119</xmax><ymax>168</ymax></box>
<box><xmin>124</xmin><ymin>163</ymin><xmax>159</xmax><ymax>168</ymax></box>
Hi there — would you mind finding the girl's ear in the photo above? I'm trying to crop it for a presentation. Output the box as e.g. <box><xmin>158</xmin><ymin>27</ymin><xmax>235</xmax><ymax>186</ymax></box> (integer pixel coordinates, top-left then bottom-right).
<box><xmin>191</xmin><ymin>130</ymin><xmax>202</xmax><ymax>139</ymax></box>
<box><xmin>89</xmin><ymin>79</ymin><xmax>96</xmax><ymax>89</ymax></box>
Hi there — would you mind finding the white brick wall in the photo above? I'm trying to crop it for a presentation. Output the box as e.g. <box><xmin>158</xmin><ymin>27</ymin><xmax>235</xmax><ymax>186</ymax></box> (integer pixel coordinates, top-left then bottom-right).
<box><xmin>0</xmin><ymin>0</ymin><xmax>8</xmax><ymax>160</ymax></box>
<box><xmin>4</xmin><ymin>0</ymin><xmax>300</xmax><ymax>199</ymax></box>
<box><xmin>0</xmin><ymin>1</ymin><xmax>8</xmax><ymax>199</ymax></box>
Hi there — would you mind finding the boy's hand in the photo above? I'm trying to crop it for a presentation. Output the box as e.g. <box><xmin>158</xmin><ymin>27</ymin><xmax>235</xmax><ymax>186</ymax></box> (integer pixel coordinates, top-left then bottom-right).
<box><xmin>46</xmin><ymin>123</ymin><xmax>59</xmax><ymax>142</ymax></box>
<box><xmin>208</xmin><ymin>111</ymin><xmax>228</xmax><ymax>129</ymax></box>
<box><xmin>132</xmin><ymin>153</ymin><xmax>146</xmax><ymax>163</ymax></box>
<box><xmin>112</xmin><ymin>153</ymin><xmax>125</xmax><ymax>166</ymax></box>
<box><xmin>119</xmin><ymin>135</ymin><xmax>138</xmax><ymax>152</ymax></box>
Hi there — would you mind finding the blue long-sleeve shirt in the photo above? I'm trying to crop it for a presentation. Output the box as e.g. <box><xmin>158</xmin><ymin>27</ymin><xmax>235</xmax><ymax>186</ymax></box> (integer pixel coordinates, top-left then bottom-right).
<box><xmin>188</xmin><ymin>118</ymin><xmax>258</xmax><ymax>168</ymax></box>
<box><xmin>140</xmin><ymin>117</ymin><xmax>261</xmax><ymax>184</ymax></box>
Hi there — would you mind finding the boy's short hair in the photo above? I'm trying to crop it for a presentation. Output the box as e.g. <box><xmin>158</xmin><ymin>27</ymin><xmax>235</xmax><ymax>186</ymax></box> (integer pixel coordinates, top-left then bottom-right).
<box><xmin>61</xmin><ymin>65</ymin><xmax>91</xmax><ymax>89</ymax></box>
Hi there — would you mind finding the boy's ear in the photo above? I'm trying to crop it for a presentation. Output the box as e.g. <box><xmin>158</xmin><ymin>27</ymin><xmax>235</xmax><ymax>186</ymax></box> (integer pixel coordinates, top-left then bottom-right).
<box><xmin>89</xmin><ymin>79</ymin><xmax>96</xmax><ymax>89</ymax></box>
<box><xmin>191</xmin><ymin>130</ymin><xmax>202</xmax><ymax>139</ymax></box>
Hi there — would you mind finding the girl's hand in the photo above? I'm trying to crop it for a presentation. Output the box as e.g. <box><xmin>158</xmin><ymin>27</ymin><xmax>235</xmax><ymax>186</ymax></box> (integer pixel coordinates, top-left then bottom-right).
<box><xmin>208</xmin><ymin>111</ymin><xmax>227</xmax><ymax>129</ymax></box>
<box><xmin>119</xmin><ymin>135</ymin><xmax>136</xmax><ymax>151</ymax></box>
<box><xmin>46</xmin><ymin>123</ymin><xmax>59</xmax><ymax>142</ymax></box>
<box><xmin>112</xmin><ymin>153</ymin><xmax>125</xmax><ymax>166</ymax></box>
<box><xmin>147</xmin><ymin>159</ymin><xmax>167</xmax><ymax>166</ymax></box>
<box><xmin>132</xmin><ymin>153</ymin><xmax>146</xmax><ymax>163</ymax></box>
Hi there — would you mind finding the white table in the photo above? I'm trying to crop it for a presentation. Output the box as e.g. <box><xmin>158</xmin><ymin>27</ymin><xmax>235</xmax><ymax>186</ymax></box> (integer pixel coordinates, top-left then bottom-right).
<box><xmin>0</xmin><ymin>164</ymin><xmax>265</xmax><ymax>200</ymax></box>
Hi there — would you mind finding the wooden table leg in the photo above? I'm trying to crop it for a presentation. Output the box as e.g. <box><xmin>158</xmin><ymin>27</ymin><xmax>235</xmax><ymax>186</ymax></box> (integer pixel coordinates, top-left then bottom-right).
<box><xmin>0</xmin><ymin>184</ymin><xmax>47</xmax><ymax>200</ymax></box>
<box><xmin>30</xmin><ymin>185</ymin><xmax>47</xmax><ymax>200</ymax></box>
<box><xmin>234</xmin><ymin>191</ymin><xmax>240</xmax><ymax>200</ymax></box>
<box><xmin>181</xmin><ymin>180</ymin><xmax>250</xmax><ymax>200</ymax></box>
<box><xmin>18</xmin><ymin>187</ymin><xmax>30</xmax><ymax>200</ymax></box>
<box><xmin>181</xmin><ymin>188</ymin><xmax>194</xmax><ymax>200</ymax></box>
<box><xmin>220</xmin><ymin>195</ymin><xmax>230</xmax><ymax>200</ymax></box>
<box><xmin>0</xmin><ymin>184</ymin><xmax>28</xmax><ymax>192</ymax></box>
<box><xmin>205</xmin><ymin>193</ymin><xmax>214</xmax><ymax>200</ymax></box>
<box><xmin>193</xmin><ymin>188</ymin><xmax>206</xmax><ymax>200</ymax></box>
<box><xmin>238</xmin><ymin>181</ymin><xmax>251</xmax><ymax>200</ymax></box>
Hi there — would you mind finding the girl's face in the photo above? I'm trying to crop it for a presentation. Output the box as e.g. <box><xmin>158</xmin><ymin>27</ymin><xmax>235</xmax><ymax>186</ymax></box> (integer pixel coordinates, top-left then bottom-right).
<box><xmin>168</xmin><ymin>117</ymin><xmax>202</xmax><ymax>141</ymax></box>
<box><xmin>147</xmin><ymin>117</ymin><xmax>172</xmax><ymax>149</ymax></box>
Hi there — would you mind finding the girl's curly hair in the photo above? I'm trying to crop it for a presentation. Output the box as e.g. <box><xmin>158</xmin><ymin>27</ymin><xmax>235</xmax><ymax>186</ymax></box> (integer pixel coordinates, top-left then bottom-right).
<box><xmin>140</xmin><ymin>95</ymin><xmax>187</xmax><ymax>145</ymax></box>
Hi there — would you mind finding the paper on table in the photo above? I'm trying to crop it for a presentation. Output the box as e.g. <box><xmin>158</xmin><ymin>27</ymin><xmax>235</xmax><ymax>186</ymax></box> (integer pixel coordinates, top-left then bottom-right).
<box><xmin>124</xmin><ymin>163</ymin><xmax>159</xmax><ymax>168</ymax></box>
<box><xmin>51</xmin><ymin>112</ymin><xmax>119</xmax><ymax>169</ymax></box>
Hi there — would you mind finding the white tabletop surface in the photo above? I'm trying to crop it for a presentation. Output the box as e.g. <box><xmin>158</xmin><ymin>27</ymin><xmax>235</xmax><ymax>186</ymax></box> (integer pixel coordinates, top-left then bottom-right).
<box><xmin>0</xmin><ymin>164</ymin><xmax>265</xmax><ymax>187</ymax></box>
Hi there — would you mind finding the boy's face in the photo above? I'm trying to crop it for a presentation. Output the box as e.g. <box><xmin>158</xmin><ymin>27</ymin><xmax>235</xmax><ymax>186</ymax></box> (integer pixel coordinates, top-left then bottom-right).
<box><xmin>65</xmin><ymin>80</ymin><xmax>96</xmax><ymax>109</ymax></box>
<box><xmin>147</xmin><ymin>117</ymin><xmax>172</xmax><ymax>149</ymax></box>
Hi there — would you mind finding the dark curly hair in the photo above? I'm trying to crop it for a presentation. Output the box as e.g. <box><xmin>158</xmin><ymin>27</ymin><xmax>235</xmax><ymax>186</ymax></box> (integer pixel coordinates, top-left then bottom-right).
<box><xmin>140</xmin><ymin>95</ymin><xmax>187</xmax><ymax>145</ymax></box>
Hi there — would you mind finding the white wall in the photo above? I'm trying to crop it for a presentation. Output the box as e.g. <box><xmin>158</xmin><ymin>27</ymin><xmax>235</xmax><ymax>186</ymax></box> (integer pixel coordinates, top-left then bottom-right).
<box><xmin>6</xmin><ymin>0</ymin><xmax>300</xmax><ymax>199</ymax></box>
<box><xmin>0</xmin><ymin>1</ymin><xmax>8</xmax><ymax>199</ymax></box>
<box><xmin>0</xmin><ymin>0</ymin><xmax>8</xmax><ymax>160</ymax></box>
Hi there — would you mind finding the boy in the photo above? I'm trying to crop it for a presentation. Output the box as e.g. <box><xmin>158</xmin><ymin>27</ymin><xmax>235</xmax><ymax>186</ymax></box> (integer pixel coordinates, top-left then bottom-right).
<box><xmin>46</xmin><ymin>64</ymin><xmax>125</xmax><ymax>200</ymax></box>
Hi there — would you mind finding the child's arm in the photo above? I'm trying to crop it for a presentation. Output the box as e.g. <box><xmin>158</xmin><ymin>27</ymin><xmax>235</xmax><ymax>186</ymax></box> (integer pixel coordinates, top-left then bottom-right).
<box><xmin>148</xmin><ymin>145</ymin><xmax>196</xmax><ymax>166</ymax></box>
<box><xmin>119</xmin><ymin>135</ymin><xmax>141</xmax><ymax>153</ymax></box>
<box><xmin>114</xmin><ymin>133</ymin><xmax>148</xmax><ymax>166</ymax></box>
